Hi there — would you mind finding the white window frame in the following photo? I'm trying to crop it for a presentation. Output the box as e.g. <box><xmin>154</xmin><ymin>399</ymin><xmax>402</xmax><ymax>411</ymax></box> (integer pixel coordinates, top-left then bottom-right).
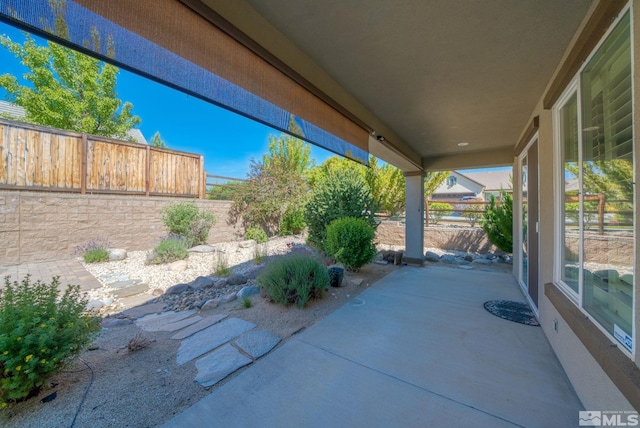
<box><xmin>551</xmin><ymin>4</ymin><xmax>635</xmax><ymax>358</ymax></box>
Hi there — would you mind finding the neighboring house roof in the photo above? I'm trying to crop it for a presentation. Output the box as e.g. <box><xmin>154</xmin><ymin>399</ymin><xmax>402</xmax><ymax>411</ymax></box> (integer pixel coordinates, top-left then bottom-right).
<box><xmin>461</xmin><ymin>170</ymin><xmax>512</xmax><ymax>192</ymax></box>
<box><xmin>0</xmin><ymin>100</ymin><xmax>147</xmax><ymax>144</ymax></box>
<box><xmin>0</xmin><ymin>100</ymin><xmax>26</xmax><ymax>118</ymax></box>
<box><xmin>433</xmin><ymin>171</ymin><xmax>484</xmax><ymax>197</ymax></box>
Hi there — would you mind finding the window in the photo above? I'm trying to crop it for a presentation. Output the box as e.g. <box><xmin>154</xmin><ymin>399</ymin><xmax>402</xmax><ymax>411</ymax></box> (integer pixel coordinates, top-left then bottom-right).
<box><xmin>554</xmin><ymin>11</ymin><xmax>634</xmax><ymax>352</ymax></box>
<box><xmin>446</xmin><ymin>176</ymin><xmax>457</xmax><ymax>186</ymax></box>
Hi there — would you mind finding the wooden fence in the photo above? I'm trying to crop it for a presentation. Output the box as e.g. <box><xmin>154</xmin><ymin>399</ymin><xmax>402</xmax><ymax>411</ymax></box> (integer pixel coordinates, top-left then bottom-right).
<box><xmin>0</xmin><ymin>118</ymin><xmax>206</xmax><ymax>198</ymax></box>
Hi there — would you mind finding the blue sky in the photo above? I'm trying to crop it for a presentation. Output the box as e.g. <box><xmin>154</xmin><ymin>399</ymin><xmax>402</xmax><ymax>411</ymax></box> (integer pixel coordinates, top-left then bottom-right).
<box><xmin>0</xmin><ymin>22</ymin><xmax>335</xmax><ymax>179</ymax></box>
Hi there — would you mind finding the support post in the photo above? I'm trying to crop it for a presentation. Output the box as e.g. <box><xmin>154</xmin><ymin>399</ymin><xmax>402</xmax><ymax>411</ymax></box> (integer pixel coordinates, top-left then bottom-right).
<box><xmin>404</xmin><ymin>172</ymin><xmax>425</xmax><ymax>266</ymax></box>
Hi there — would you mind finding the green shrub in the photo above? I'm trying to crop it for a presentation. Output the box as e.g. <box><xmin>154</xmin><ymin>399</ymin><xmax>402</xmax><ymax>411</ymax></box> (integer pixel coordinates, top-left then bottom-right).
<box><xmin>279</xmin><ymin>206</ymin><xmax>306</xmax><ymax>236</ymax></box>
<box><xmin>150</xmin><ymin>235</ymin><xmax>189</xmax><ymax>264</ymax></box>
<box><xmin>161</xmin><ymin>201</ymin><xmax>216</xmax><ymax>246</ymax></box>
<box><xmin>428</xmin><ymin>202</ymin><xmax>452</xmax><ymax>224</ymax></box>
<box><xmin>325</xmin><ymin>217</ymin><xmax>377</xmax><ymax>270</ymax></box>
<box><xmin>482</xmin><ymin>191</ymin><xmax>513</xmax><ymax>253</ymax></box>
<box><xmin>0</xmin><ymin>275</ymin><xmax>100</xmax><ymax>406</ymax></box>
<box><xmin>83</xmin><ymin>248</ymin><xmax>109</xmax><ymax>263</ymax></box>
<box><xmin>74</xmin><ymin>238</ymin><xmax>111</xmax><ymax>263</ymax></box>
<box><xmin>257</xmin><ymin>254</ymin><xmax>329</xmax><ymax>308</ymax></box>
<box><xmin>245</xmin><ymin>226</ymin><xmax>268</xmax><ymax>244</ymax></box>
<box><xmin>305</xmin><ymin>168</ymin><xmax>378</xmax><ymax>250</ymax></box>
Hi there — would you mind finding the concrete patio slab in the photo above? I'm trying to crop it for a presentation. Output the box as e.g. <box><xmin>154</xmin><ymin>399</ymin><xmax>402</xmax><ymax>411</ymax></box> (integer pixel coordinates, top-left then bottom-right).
<box><xmin>194</xmin><ymin>344</ymin><xmax>252</xmax><ymax>388</ymax></box>
<box><xmin>164</xmin><ymin>266</ymin><xmax>583</xmax><ymax>428</ymax></box>
<box><xmin>176</xmin><ymin>317</ymin><xmax>256</xmax><ymax>365</ymax></box>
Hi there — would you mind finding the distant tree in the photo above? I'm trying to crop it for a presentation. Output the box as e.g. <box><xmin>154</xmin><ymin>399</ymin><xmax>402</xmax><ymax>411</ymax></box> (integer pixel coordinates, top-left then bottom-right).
<box><xmin>207</xmin><ymin>182</ymin><xmax>240</xmax><ymax>201</ymax></box>
<box><xmin>0</xmin><ymin>2</ymin><xmax>140</xmax><ymax>138</ymax></box>
<box><xmin>461</xmin><ymin>202</ymin><xmax>485</xmax><ymax>227</ymax></box>
<box><xmin>263</xmin><ymin>132</ymin><xmax>313</xmax><ymax>175</ymax></box>
<box><xmin>428</xmin><ymin>202</ymin><xmax>452</xmax><ymax>224</ymax></box>
<box><xmin>424</xmin><ymin>171</ymin><xmax>450</xmax><ymax>198</ymax></box>
<box><xmin>150</xmin><ymin>131</ymin><xmax>167</xmax><ymax>148</ymax></box>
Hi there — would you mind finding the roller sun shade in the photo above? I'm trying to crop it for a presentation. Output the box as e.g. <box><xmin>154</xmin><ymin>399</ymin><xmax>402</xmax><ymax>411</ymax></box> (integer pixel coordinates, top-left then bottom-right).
<box><xmin>0</xmin><ymin>0</ymin><xmax>369</xmax><ymax>164</ymax></box>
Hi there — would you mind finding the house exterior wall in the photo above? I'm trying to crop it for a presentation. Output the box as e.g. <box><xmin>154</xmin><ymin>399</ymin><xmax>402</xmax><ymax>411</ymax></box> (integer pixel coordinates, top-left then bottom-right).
<box><xmin>513</xmin><ymin>1</ymin><xmax>638</xmax><ymax>411</ymax></box>
<box><xmin>432</xmin><ymin>172</ymin><xmax>483</xmax><ymax>200</ymax></box>
<box><xmin>0</xmin><ymin>191</ymin><xmax>241</xmax><ymax>266</ymax></box>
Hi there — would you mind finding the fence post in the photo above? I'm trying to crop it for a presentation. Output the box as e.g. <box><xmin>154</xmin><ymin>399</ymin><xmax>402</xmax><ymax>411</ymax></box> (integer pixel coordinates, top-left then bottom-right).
<box><xmin>424</xmin><ymin>198</ymin><xmax>429</xmax><ymax>227</ymax></box>
<box><xmin>145</xmin><ymin>145</ymin><xmax>150</xmax><ymax>197</ymax></box>
<box><xmin>198</xmin><ymin>155</ymin><xmax>207</xmax><ymax>199</ymax></box>
<box><xmin>80</xmin><ymin>134</ymin><xmax>88</xmax><ymax>194</ymax></box>
<box><xmin>598</xmin><ymin>193</ymin><xmax>605</xmax><ymax>235</ymax></box>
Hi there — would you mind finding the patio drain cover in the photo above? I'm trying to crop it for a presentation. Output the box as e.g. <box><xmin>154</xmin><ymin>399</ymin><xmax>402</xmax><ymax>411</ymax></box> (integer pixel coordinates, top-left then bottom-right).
<box><xmin>483</xmin><ymin>300</ymin><xmax>540</xmax><ymax>326</ymax></box>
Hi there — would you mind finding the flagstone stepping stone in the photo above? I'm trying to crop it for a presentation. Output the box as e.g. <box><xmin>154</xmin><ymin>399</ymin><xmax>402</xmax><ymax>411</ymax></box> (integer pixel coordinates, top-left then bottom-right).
<box><xmin>118</xmin><ymin>294</ymin><xmax>156</xmax><ymax>310</ymax></box>
<box><xmin>171</xmin><ymin>314</ymin><xmax>227</xmax><ymax>340</ymax></box>
<box><xmin>142</xmin><ymin>315</ymin><xmax>203</xmax><ymax>332</ymax></box>
<box><xmin>111</xmin><ymin>282</ymin><xmax>149</xmax><ymax>298</ymax></box>
<box><xmin>235</xmin><ymin>330</ymin><xmax>281</xmax><ymax>359</ymax></box>
<box><xmin>136</xmin><ymin>310</ymin><xmax>196</xmax><ymax>330</ymax></box>
<box><xmin>108</xmin><ymin>279</ymin><xmax>142</xmax><ymax>289</ymax></box>
<box><xmin>177</xmin><ymin>318</ymin><xmax>256</xmax><ymax>365</ymax></box>
<box><xmin>194</xmin><ymin>344</ymin><xmax>252</xmax><ymax>387</ymax></box>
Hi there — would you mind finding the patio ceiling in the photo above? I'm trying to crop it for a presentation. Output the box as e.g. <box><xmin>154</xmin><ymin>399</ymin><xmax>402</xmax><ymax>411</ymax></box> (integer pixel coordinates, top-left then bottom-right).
<box><xmin>201</xmin><ymin>0</ymin><xmax>594</xmax><ymax>171</ymax></box>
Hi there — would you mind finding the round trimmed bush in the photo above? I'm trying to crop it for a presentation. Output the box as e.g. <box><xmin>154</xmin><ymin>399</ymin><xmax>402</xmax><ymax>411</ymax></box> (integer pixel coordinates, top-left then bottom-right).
<box><xmin>325</xmin><ymin>217</ymin><xmax>377</xmax><ymax>270</ymax></box>
<box><xmin>161</xmin><ymin>201</ymin><xmax>216</xmax><ymax>246</ymax></box>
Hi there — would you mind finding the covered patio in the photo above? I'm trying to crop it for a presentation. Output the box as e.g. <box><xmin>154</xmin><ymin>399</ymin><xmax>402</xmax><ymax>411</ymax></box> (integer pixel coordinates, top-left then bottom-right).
<box><xmin>163</xmin><ymin>266</ymin><xmax>581</xmax><ymax>427</ymax></box>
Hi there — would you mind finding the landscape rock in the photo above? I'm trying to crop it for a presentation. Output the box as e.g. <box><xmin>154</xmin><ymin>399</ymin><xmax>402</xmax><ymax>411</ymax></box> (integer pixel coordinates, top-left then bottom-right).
<box><xmin>440</xmin><ymin>255</ymin><xmax>457</xmax><ymax>264</ymax></box>
<box><xmin>188</xmin><ymin>245</ymin><xmax>216</xmax><ymax>253</ymax></box>
<box><xmin>214</xmin><ymin>279</ymin><xmax>228</xmax><ymax>288</ymax></box>
<box><xmin>245</xmin><ymin>266</ymin><xmax>265</xmax><ymax>280</ymax></box>
<box><xmin>237</xmin><ymin>285</ymin><xmax>260</xmax><ymax>298</ymax></box>
<box><xmin>472</xmin><ymin>258</ymin><xmax>493</xmax><ymax>265</ymax></box>
<box><xmin>168</xmin><ymin>260</ymin><xmax>188</xmax><ymax>272</ymax></box>
<box><xmin>189</xmin><ymin>276</ymin><xmax>216</xmax><ymax>290</ymax></box>
<box><xmin>165</xmin><ymin>283</ymin><xmax>189</xmax><ymax>295</ymax></box>
<box><xmin>201</xmin><ymin>299</ymin><xmax>219</xmax><ymax>310</ymax></box>
<box><xmin>227</xmin><ymin>273</ymin><xmax>249</xmax><ymax>286</ymax></box>
<box><xmin>86</xmin><ymin>300</ymin><xmax>104</xmax><ymax>311</ymax></box>
<box><xmin>238</xmin><ymin>240</ymin><xmax>257</xmax><ymax>249</ymax></box>
<box><xmin>381</xmin><ymin>250</ymin><xmax>403</xmax><ymax>265</ymax></box>
<box><xmin>108</xmin><ymin>248</ymin><xmax>127</xmax><ymax>261</ymax></box>
<box><xmin>425</xmin><ymin>251</ymin><xmax>440</xmax><ymax>262</ymax></box>
<box><xmin>216</xmin><ymin>292</ymin><xmax>237</xmax><ymax>304</ymax></box>
<box><xmin>101</xmin><ymin>297</ymin><xmax>114</xmax><ymax>306</ymax></box>
<box><xmin>455</xmin><ymin>257</ymin><xmax>470</xmax><ymax>265</ymax></box>
<box><xmin>464</xmin><ymin>254</ymin><xmax>474</xmax><ymax>262</ymax></box>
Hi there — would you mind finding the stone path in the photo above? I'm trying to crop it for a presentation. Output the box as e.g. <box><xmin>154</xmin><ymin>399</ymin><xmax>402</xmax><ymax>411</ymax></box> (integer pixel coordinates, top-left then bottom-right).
<box><xmin>132</xmin><ymin>308</ymin><xmax>280</xmax><ymax>388</ymax></box>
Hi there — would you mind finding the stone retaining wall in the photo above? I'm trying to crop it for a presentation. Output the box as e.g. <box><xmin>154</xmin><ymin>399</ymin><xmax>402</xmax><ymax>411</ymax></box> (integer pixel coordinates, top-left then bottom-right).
<box><xmin>0</xmin><ymin>191</ymin><xmax>241</xmax><ymax>266</ymax></box>
<box><xmin>376</xmin><ymin>221</ymin><xmax>503</xmax><ymax>254</ymax></box>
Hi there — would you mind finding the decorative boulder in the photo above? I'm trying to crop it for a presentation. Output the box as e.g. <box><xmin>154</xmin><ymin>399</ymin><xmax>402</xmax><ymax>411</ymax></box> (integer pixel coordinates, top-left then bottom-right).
<box><xmin>237</xmin><ymin>285</ymin><xmax>260</xmax><ymax>298</ymax></box>
<box><xmin>425</xmin><ymin>251</ymin><xmax>440</xmax><ymax>262</ymax></box>
<box><xmin>165</xmin><ymin>283</ymin><xmax>189</xmax><ymax>295</ymax></box>
<box><xmin>108</xmin><ymin>248</ymin><xmax>127</xmax><ymax>261</ymax></box>
<box><xmin>190</xmin><ymin>276</ymin><xmax>216</xmax><ymax>290</ymax></box>
<box><xmin>168</xmin><ymin>260</ymin><xmax>188</xmax><ymax>272</ymax></box>
<box><xmin>227</xmin><ymin>273</ymin><xmax>249</xmax><ymax>286</ymax></box>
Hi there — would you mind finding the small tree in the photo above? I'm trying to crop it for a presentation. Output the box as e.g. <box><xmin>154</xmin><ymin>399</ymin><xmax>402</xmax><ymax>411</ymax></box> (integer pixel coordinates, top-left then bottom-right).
<box><xmin>462</xmin><ymin>203</ymin><xmax>485</xmax><ymax>227</ymax></box>
<box><xmin>482</xmin><ymin>191</ymin><xmax>513</xmax><ymax>253</ymax></box>
<box><xmin>428</xmin><ymin>202</ymin><xmax>452</xmax><ymax>224</ymax></box>
<box><xmin>305</xmin><ymin>168</ymin><xmax>378</xmax><ymax>250</ymax></box>
<box><xmin>150</xmin><ymin>131</ymin><xmax>167</xmax><ymax>148</ymax></box>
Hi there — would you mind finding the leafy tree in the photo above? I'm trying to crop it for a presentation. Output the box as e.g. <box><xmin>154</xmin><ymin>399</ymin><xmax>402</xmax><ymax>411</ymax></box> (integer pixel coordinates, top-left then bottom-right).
<box><xmin>424</xmin><ymin>171</ymin><xmax>450</xmax><ymax>198</ymax></box>
<box><xmin>230</xmin><ymin>132</ymin><xmax>310</xmax><ymax>235</ymax></box>
<box><xmin>0</xmin><ymin>13</ymin><xmax>140</xmax><ymax>138</ymax></box>
<box><xmin>482</xmin><ymin>191</ymin><xmax>513</xmax><ymax>253</ymax></box>
<box><xmin>150</xmin><ymin>131</ymin><xmax>167</xmax><ymax>148</ymax></box>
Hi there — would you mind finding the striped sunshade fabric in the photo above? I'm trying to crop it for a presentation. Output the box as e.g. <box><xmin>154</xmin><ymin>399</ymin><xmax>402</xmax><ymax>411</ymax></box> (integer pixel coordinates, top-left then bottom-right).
<box><xmin>0</xmin><ymin>0</ymin><xmax>370</xmax><ymax>164</ymax></box>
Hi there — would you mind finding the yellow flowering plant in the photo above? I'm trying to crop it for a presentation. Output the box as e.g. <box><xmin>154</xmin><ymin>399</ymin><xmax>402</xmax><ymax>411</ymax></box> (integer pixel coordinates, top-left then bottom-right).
<box><xmin>0</xmin><ymin>275</ymin><xmax>100</xmax><ymax>406</ymax></box>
